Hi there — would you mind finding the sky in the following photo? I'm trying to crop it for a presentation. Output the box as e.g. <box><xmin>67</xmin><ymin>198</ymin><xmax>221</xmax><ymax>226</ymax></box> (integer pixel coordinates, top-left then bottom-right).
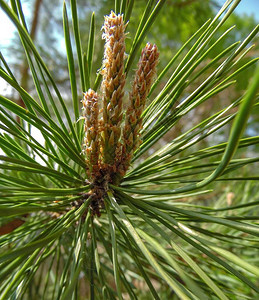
<box><xmin>0</xmin><ymin>8</ymin><xmax>16</xmax><ymax>46</ymax></box>
<box><xmin>218</xmin><ymin>0</ymin><xmax>259</xmax><ymax>18</ymax></box>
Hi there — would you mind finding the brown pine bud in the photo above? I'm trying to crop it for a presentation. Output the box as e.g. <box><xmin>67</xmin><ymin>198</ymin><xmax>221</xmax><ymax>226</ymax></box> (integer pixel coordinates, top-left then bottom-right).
<box><xmin>119</xmin><ymin>43</ymin><xmax>159</xmax><ymax>177</ymax></box>
<box><xmin>100</xmin><ymin>11</ymin><xmax>126</xmax><ymax>167</ymax></box>
<box><xmin>82</xmin><ymin>89</ymin><xmax>100</xmax><ymax>179</ymax></box>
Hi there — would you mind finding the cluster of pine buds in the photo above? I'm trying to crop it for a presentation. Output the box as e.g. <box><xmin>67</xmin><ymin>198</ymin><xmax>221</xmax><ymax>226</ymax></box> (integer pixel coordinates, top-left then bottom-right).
<box><xmin>81</xmin><ymin>11</ymin><xmax>159</xmax><ymax>214</ymax></box>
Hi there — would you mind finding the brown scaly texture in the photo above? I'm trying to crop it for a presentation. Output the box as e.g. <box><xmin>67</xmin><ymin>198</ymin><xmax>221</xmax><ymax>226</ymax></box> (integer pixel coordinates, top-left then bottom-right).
<box><xmin>82</xmin><ymin>89</ymin><xmax>100</xmax><ymax>180</ymax></box>
<box><xmin>100</xmin><ymin>11</ymin><xmax>126</xmax><ymax>171</ymax></box>
<box><xmin>117</xmin><ymin>43</ymin><xmax>159</xmax><ymax>178</ymax></box>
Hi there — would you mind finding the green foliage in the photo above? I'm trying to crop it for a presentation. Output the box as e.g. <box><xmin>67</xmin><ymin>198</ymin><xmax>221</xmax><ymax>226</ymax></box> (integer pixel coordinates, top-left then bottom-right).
<box><xmin>0</xmin><ymin>0</ymin><xmax>259</xmax><ymax>299</ymax></box>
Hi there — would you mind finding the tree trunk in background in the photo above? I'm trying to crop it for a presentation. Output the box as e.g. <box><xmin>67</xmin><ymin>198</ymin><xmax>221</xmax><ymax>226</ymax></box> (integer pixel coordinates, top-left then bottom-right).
<box><xmin>18</xmin><ymin>0</ymin><xmax>43</xmax><ymax>111</ymax></box>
